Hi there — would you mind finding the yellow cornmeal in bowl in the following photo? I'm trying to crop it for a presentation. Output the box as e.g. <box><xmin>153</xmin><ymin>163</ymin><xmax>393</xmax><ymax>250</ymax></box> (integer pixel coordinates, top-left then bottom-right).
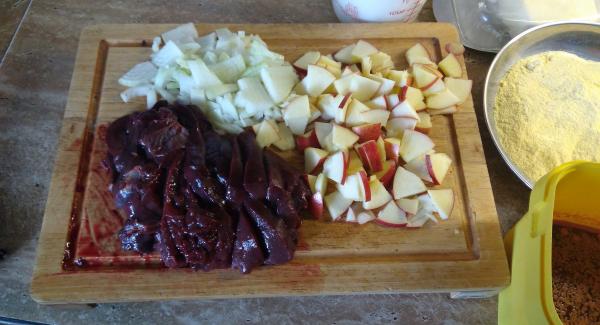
<box><xmin>494</xmin><ymin>51</ymin><xmax>600</xmax><ymax>182</ymax></box>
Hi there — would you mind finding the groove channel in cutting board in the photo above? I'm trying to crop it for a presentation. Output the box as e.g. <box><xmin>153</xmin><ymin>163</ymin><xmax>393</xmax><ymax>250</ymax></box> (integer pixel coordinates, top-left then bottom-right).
<box><xmin>31</xmin><ymin>23</ymin><xmax>509</xmax><ymax>304</ymax></box>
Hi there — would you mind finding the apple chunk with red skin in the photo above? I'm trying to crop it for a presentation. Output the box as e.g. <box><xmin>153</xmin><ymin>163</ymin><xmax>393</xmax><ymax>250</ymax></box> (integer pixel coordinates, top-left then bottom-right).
<box><xmin>304</xmin><ymin>147</ymin><xmax>328</xmax><ymax>174</ymax></box>
<box><xmin>336</xmin><ymin>170</ymin><xmax>371</xmax><ymax>202</ymax></box>
<box><xmin>309</xmin><ymin>192</ymin><xmax>324</xmax><ymax>219</ymax></box>
<box><xmin>438</xmin><ymin>53</ymin><xmax>462</xmax><ymax>78</ymax></box>
<box><xmin>383</xmin><ymin>137</ymin><xmax>402</xmax><ymax>163</ymax></box>
<box><xmin>352</xmin><ymin>123</ymin><xmax>381</xmax><ymax>143</ymax></box>
<box><xmin>362</xmin><ymin>175</ymin><xmax>392</xmax><ymax>210</ymax></box>
<box><xmin>426</xmin><ymin>153</ymin><xmax>452</xmax><ymax>185</ymax></box>
<box><xmin>374</xmin><ymin>160</ymin><xmax>397</xmax><ymax>188</ymax></box>
<box><xmin>323</xmin><ymin>150</ymin><xmax>348</xmax><ymax>184</ymax></box>
<box><xmin>355</xmin><ymin>140</ymin><xmax>383</xmax><ymax>172</ymax></box>
<box><xmin>412</xmin><ymin>64</ymin><xmax>439</xmax><ymax>89</ymax></box>
<box><xmin>376</xmin><ymin>201</ymin><xmax>408</xmax><ymax>227</ymax></box>
<box><xmin>296</xmin><ymin>129</ymin><xmax>320</xmax><ymax>152</ymax></box>
<box><xmin>415</xmin><ymin>112</ymin><xmax>432</xmax><ymax>134</ymax></box>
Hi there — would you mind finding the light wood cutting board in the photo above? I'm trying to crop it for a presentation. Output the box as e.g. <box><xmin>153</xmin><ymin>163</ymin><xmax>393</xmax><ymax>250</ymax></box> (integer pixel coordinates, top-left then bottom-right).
<box><xmin>31</xmin><ymin>23</ymin><xmax>510</xmax><ymax>304</ymax></box>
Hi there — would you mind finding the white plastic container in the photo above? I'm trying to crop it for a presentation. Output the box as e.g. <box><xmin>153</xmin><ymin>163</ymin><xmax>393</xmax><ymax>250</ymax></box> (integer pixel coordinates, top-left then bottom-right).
<box><xmin>332</xmin><ymin>0</ymin><xmax>427</xmax><ymax>23</ymax></box>
<box><xmin>490</xmin><ymin>0</ymin><xmax>600</xmax><ymax>37</ymax></box>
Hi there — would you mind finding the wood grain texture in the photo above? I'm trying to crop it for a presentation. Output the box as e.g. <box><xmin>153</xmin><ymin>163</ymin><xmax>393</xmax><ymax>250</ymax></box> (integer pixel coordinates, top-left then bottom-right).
<box><xmin>31</xmin><ymin>23</ymin><xmax>509</xmax><ymax>304</ymax></box>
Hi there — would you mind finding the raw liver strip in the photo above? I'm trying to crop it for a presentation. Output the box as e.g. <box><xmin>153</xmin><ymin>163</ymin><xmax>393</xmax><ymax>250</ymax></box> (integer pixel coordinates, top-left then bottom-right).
<box><xmin>105</xmin><ymin>101</ymin><xmax>309</xmax><ymax>273</ymax></box>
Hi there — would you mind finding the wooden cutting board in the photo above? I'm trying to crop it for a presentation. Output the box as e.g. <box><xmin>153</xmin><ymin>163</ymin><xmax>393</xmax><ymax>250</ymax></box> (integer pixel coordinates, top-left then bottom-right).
<box><xmin>31</xmin><ymin>23</ymin><xmax>510</xmax><ymax>304</ymax></box>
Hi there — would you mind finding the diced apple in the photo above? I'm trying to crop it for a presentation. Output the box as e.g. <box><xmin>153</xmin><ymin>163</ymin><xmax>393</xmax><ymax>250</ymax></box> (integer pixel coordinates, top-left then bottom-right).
<box><xmin>272</xmin><ymin>122</ymin><xmax>295</xmax><ymax>151</ymax></box>
<box><xmin>341</xmin><ymin>66</ymin><xmax>354</xmax><ymax>77</ymax></box>
<box><xmin>309</xmin><ymin>105</ymin><xmax>321</xmax><ymax>123</ymax></box>
<box><xmin>427</xmin><ymin>189</ymin><xmax>454</xmax><ymax>220</ymax></box>
<box><xmin>255</xmin><ymin>120</ymin><xmax>281</xmax><ymax>148</ymax></box>
<box><xmin>284</xmin><ymin>95</ymin><xmax>311</xmax><ymax>135</ymax></box>
<box><xmin>406</xmin><ymin>207</ymin><xmax>433</xmax><ymax>228</ymax></box>
<box><xmin>313</xmin><ymin>122</ymin><xmax>334</xmax><ymax>151</ymax></box>
<box><xmin>415</xmin><ymin>112</ymin><xmax>432</xmax><ymax>134</ymax></box>
<box><xmin>345</xmin><ymin>98</ymin><xmax>370</xmax><ymax>127</ymax></box>
<box><xmin>384</xmin><ymin>137</ymin><xmax>402</xmax><ymax>163</ymax></box>
<box><xmin>334</xmin><ymin>74</ymin><xmax>380</xmax><ymax>101</ymax></box>
<box><xmin>412</xmin><ymin>64</ymin><xmax>439</xmax><ymax>89</ymax></box>
<box><xmin>357</xmin><ymin>209</ymin><xmax>376</xmax><ymax>224</ymax></box>
<box><xmin>351</xmin><ymin>40</ymin><xmax>378</xmax><ymax>62</ymax></box>
<box><xmin>334</xmin><ymin>44</ymin><xmax>355</xmax><ymax>64</ymax></box>
<box><xmin>305</xmin><ymin>147</ymin><xmax>329</xmax><ymax>174</ymax></box>
<box><xmin>310</xmin><ymin>192</ymin><xmax>325</xmax><ymax>219</ymax></box>
<box><xmin>294</xmin><ymin>51</ymin><xmax>321</xmax><ymax>70</ymax></box>
<box><xmin>374</xmin><ymin>160</ymin><xmax>397</xmax><ymax>188</ymax></box>
<box><xmin>335</xmin><ymin>93</ymin><xmax>352</xmax><ymax>124</ymax></box>
<box><xmin>331</xmin><ymin>124</ymin><xmax>359</xmax><ymax>150</ymax></box>
<box><xmin>346</xmin><ymin>150</ymin><xmax>365</xmax><ymax>175</ymax></box>
<box><xmin>396</xmin><ymin>198</ymin><xmax>419</xmax><ymax>215</ymax></box>
<box><xmin>399</xmin><ymin>129</ymin><xmax>435</xmax><ymax>162</ymax></box>
<box><xmin>405</xmin><ymin>43</ymin><xmax>436</xmax><ymax>67</ymax></box>
<box><xmin>336</xmin><ymin>173</ymin><xmax>364</xmax><ymax>201</ymax></box>
<box><xmin>421</xmin><ymin>78</ymin><xmax>446</xmax><ymax>97</ymax></box>
<box><xmin>355</xmin><ymin>140</ymin><xmax>383</xmax><ymax>172</ymax></box>
<box><xmin>386</xmin><ymin>117</ymin><xmax>417</xmax><ymax>138</ymax></box>
<box><xmin>352</xmin><ymin>123</ymin><xmax>382</xmax><ymax>143</ymax></box>
<box><xmin>393</xmin><ymin>166</ymin><xmax>427</xmax><ymax>199</ymax></box>
<box><xmin>369</xmin><ymin>52</ymin><xmax>394</xmax><ymax>74</ymax></box>
<box><xmin>366</xmin><ymin>96</ymin><xmax>387</xmax><ymax>110</ymax></box>
<box><xmin>317</xmin><ymin>55</ymin><xmax>342</xmax><ymax>77</ymax></box>
<box><xmin>316</xmin><ymin>94</ymin><xmax>337</xmax><ymax>120</ymax></box>
<box><xmin>405</xmin><ymin>155</ymin><xmax>433</xmax><ymax>183</ymax></box>
<box><xmin>324</xmin><ymin>190</ymin><xmax>353</xmax><ymax>221</ymax></box>
<box><xmin>445</xmin><ymin>42</ymin><xmax>465</xmax><ymax>55</ymax></box>
<box><xmin>385</xmin><ymin>94</ymin><xmax>400</xmax><ymax>109</ymax></box>
<box><xmin>295</xmin><ymin>129</ymin><xmax>320</xmax><ymax>152</ymax></box>
<box><xmin>444</xmin><ymin>77</ymin><xmax>472</xmax><ymax>104</ymax></box>
<box><xmin>363</xmin><ymin>175</ymin><xmax>392</xmax><ymax>210</ymax></box>
<box><xmin>260</xmin><ymin>65</ymin><xmax>299</xmax><ymax>103</ymax></box>
<box><xmin>426</xmin><ymin>88</ymin><xmax>460</xmax><ymax>109</ymax></box>
<box><xmin>405</xmin><ymin>87</ymin><xmax>427</xmax><ymax>111</ymax></box>
<box><xmin>369</xmin><ymin>76</ymin><xmax>395</xmax><ymax>96</ymax></box>
<box><xmin>429</xmin><ymin>106</ymin><xmax>457</xmax><ymax>115</ymax></box>
<box><xmin>296</xmin><ymin>65</ymin><xmax>336</xmax><ymax>97</ymax></box>
<box><xmin>315</xmin><ymin>173</ymin><xmax>328</xmax><ymax>194</ymax></box>
<box><xmin>376</xmin><ymin>137</ymin><xmax>386</xmax><ymax>164</ymax></box>
<box><xmin>361</xmin><ymin>56</ymin><xmax>372</xmax><ymax>75</ymax></box>
<box><xmin>438</xmin><ymin>53</ymin><xmax>462</xmax><ymax>78</ymax></box>
<box><xmin>426</xmin><ymin>153</ymin><xmax>452</xmax><ymax>185</ymax></box>
<box><xmin>360</xmin><ymin>109</ymin><xmax>390</xmax><ymax>126</ymax></box>
<box><xmin>387</xmin><ymin>69</ymin><xmax>413</xmax><ymax>87</ymax></box>
<box><xmin>391</xmin><ymin>100</ymin><xmax>419</xmax><ymax>119</ymax></box>
<box><xmin>345</xmin><ymin>204</ymin><xmax>360</xmax><ymax>223</ymax></box>
<box><xmin>323</xmin><ymin>150</ymin><xmax>348</xmax><ymax>184</ymax></box>
<box><xmin>306</xmin><ymin>174</ymin><xmax>317</xmax><ymax>193</ymax></box>
<box><xmin>376</xmin><ymin>201</ymin><xmax>408</xmax><ymax>227</ymax></box>
<box><xmin>357</xmin><ymin>170</ymin><xmax>371</xmax><ymax>202</ymax></box>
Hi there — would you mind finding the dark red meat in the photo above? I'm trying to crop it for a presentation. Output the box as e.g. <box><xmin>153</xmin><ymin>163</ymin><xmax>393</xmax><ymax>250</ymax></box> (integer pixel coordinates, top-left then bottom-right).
<box><xmin>105</xmin><ymin>102</ymin><xmax>307</xmax><ymax>273</ymax></box>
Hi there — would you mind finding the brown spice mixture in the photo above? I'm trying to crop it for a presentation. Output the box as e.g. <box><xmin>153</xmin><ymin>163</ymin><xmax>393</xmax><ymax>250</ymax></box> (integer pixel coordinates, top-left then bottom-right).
<box><xmin>552</xmin><ymin>224</ymin><xmax>600</xmax><ymax>324</ymax></box>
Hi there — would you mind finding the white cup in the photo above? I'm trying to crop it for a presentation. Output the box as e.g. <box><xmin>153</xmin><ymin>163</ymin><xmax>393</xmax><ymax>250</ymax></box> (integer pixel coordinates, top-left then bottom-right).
<box><xmin>332</xmin><ymin>0</ymin><xmax>427</xmax><ymax>23</ymax></box>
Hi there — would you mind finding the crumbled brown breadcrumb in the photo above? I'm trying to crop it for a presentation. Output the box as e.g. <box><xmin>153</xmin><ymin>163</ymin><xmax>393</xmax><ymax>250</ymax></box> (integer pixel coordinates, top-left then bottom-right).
<box><xmin>552</xmin><ymin>223</ymin><xmax>600</xmax><ymax>324</ymax></box>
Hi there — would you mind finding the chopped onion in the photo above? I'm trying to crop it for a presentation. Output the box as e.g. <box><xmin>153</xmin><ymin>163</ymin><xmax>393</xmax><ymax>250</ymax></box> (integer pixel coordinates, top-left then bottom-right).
<box><xmin>119</xmin><ymin>24</ymin><xmax>295</xmax><ymax>133</ymax></box>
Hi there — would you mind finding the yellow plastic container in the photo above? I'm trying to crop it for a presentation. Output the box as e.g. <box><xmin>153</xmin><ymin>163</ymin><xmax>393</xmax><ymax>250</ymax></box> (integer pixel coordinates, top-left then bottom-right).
<box><xmin>498</xmin><ymin>161</ymin><xmax>600</xmax><ymax>325</ymax></box>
